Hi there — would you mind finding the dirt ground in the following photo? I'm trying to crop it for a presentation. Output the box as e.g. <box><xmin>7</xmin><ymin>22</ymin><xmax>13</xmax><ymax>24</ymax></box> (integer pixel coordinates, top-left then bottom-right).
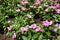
<box><xmin>0</xmin><ymin>34</ymin><xmax>14</xmax><ymax>40</ymax></box>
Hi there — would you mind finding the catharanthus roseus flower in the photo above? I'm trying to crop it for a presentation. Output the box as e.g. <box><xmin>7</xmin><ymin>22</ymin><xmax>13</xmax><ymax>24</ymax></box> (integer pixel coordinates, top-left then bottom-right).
<box><xmin>42</xmin><ymin>20</ymin><xmax>52</xmax><ymax>27</ymax></box>
<box><xmin>21</xmin><ymin>7</ymin><xmax>26</xmax><ymax>11</ymax></box>
<box><xmin>45</xmin><ymin>8</ymin><xmax>49</xmax><ymax>12</ymax></box>
<box><xmin>29</xmin><ymin>24</ymin><xmax>37</xmax><ymax>29</ymax></box>
<box><xmin>27</xmin><ymin>14</ymin><xmax>31</xmax><ymax>18</ymax></box>
<box><xmin>54</xmin><ymin>23</ymin><xmax>59</xmax><ymax>27</ymax></box>
<box><xmin>49</xmin><ymin>6</ymin><xmax>57</xmax><ymax>10</ymax></box>
<box><xmin>30</xmin><ymin>5</ymin><xmax>34</xmax><ymax>8</ymax></box>
<box><xmin>21</xmin><ymin>27</ymin><xmax>28</xmax><ymax>34</ymax></box>
<box><xmin>20</xmin><ymin>0</ymin><xmax>28</xmax><ymax>5</ymax></box>
<box><xmin>56</xmin><ymin>4</ymin><xmax>60</xmax><ymax>8</ymax></box>
<box><xmin>7</xmin><ymin>26</ymin><xmax>12</xmax><ymax>31</ymax></box>
<box><xmin>33</xmin><ymin>6</ymin><xmax>36</xmax><ymax>8</ymax></box>
<box><xmin>34</xmin><ymin>0</ymin><xmax>42</xmax><ymax>5</ymax></box>
<box><xmin>16</xmin><ymin>9</ymin><xmax>20</xmax><ymax>12</ymax></box>
<box><xmin>56</xmin><ymin>9</ymin><xmax>60</xmax><ymax>14</ymax></box>
<box><xmin>12</xmin><ymin>33</ymin><xmax>16</xmax><ymax>39</ymax></box>
<box><xmin>38</xmin><ymin>6</ymin><xmax>42</xmax><ymax>8</ymax></box>
<box><xmin>35</xmin><ymin>27</ymin><xmax>42</xmax><ymax>32</ymax></box>
<box><xmin>57</xmin><ymin>35</ymin><xmax>60</xmax><ymax>38</ymax></box>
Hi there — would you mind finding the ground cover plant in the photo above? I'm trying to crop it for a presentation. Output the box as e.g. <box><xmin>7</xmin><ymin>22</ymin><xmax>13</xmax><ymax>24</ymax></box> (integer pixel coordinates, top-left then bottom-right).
<box><xmin>0</xmin><ymin>0</ymin><xmax>60</xmax><ymax>40</ymax></box>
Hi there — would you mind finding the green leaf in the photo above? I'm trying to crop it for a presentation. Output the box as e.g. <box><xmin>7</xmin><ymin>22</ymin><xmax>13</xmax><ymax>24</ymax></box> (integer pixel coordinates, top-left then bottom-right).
<box><xmin>22</xmin><ymin>36</ymin><xmax>27</xmax><ymax>40</ymax></box>
<box><xmin>38</xmin><ymin>34</ymin><xmax>43</xmax><ymax>40</ymax></box>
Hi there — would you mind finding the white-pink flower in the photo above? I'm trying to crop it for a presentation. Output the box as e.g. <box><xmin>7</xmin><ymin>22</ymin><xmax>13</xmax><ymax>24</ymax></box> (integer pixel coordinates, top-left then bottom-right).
<box><xmin>16</xmin><ymin>9</ymin><xmax>20</xmax><ymax>12</ymax></box>
<box><xmin>21</xmin><ymin>27</ymin><xmax>28</xmax><ymax>34</ymax></box>
<box><xmin>54</xmin><ymin>23</ymin><xmax>59</xmax><ymax>27</ymax></box>
<box><xmin>20</xmin><ymin>1</ymin><xmax>25</xmax><ymax>5</ymax></box>
<box><xmin>56</xmin><ymin>9</ymin><xmax>60</xmax><ymax>14</ymax></box>
<box><xmin>7</xmin><ymin>26</ymin><xmax>12</xmax><ymax>31</ymax></box>
<box><xmin>45</xmin><ymin>8</ymin><xmax>49</xmax><ymax>12</ymax></box>
<box><xmin>30</xmin><ymin>5</ymin><xmax>34</xmax><ymax>8</ymax></box>
<box><xmin>20</xmin><ymin>0</ymin><xmax>28</xmax><ymax>5</ymax></box>
<box><xmin>33</xmin><ymin>6</ymin><xmax>36</xmax><ymax>8</ymax></box>
<box><xmin>57</xmin><ymin>35</ymin><xmax>60</xmax><ymax>38</ymax></box>
<box><xmin>12</xmin><ymin>33</ymin><xmax>16</xmax><ymax>39</ymax></box>
<box><xmin>49</xmin><ymin>6</ymin><xmax>57</xmax><ymax>10</ymax></box>
<box><xmin>27</xmin><ymin>14</ymin><xmax>31</xmax><ymax>18</ymax></box>
<box><xmin>29</xmin><ymin>24</ymin><xmax>37</xmax><ymax>29</ymax></box>
<box><xmin>34</xmin><ymin>0</ymin><xmax>42</xmax><ymax>5</ymax></box>
<box><xmin>21</xmin><ymin>7</ymin><xmax>26</xmax><ymax>11</ymax></box>
<box><xmin>42</xmin><ymin>20</ymin><xmax>52</xmax><ymax>27</ymax></box>
<box><xmin>38</xmin><ymin>6</ymin><xmax>42</xmax><ymax>8</ymax></box>
<box><xmin>35</xmin><ymin>27</ymin><xmax>42</xmax><ymax>32</ymax></box>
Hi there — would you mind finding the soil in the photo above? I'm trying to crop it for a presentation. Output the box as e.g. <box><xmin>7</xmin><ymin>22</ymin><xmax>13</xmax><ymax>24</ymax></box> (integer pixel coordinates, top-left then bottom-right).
<box><xmin>0</xmin><ymin>34</ymin><xmax>14</xmax><ymax>40</ymax></box>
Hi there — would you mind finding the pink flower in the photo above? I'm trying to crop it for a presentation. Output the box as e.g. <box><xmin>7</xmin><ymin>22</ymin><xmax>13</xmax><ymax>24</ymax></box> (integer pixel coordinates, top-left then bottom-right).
<box><xmin>35</xmin><ymin>27</ymin><xmax>42</xmax><ymax>32</ymax></box>
<box><xmin>27</xmin><ymin>14</ymin><xmax>31</xmax><ymax>18</ymax></box>
<box><xmin>12</xmin><ymin>33</ymin><xmax>16</xmax><ymax>39</ymax></box>
<box><xmin>42</xmin><ymin>20</ymin><xmax>52</xmax><ymax>27</ymax></box>
<box><xmin>56</xmin><ymin>9</ymin><xmax>60</xmax><ymax>14</ymax></box>
<box><xmin>34</xmin><ymin>0</ymin><xmax>42</xmax><ymax>5</ymax></box>
<box><xmin>24</xmin><ymin>1</ymin><xmax>28</xmax><ymax>4</ymax></box>
<box><xmin>16</xmin><ymin>9</ymin><xmax>20</xmax><ymax>12</ymax></box>
<box><xmin>38</xmin><ymin>6</ymin><xmax>42</xmax><ymax>8</ymax></box>
<box><xmin>20</xmin><ymin>0</ymin><xmax>28</xmax><ymax>5</ymax></box>
<box><xmin>56</xmin><ymin>4</ymin><xmax>60</xmax><ymax>8</ymax></box>
<box><xmin>7</xmin><ymin>26</ymin><xmax>12</xmax><ymax>31</ymax></box>
<box><xmin>54</xmin><ymin>23</ymin><xmax>59</xmax><ymax>27</ymax></box>
<box><xmin>21</xmin><ymin>7</ymin><xmax>26</xmax><ymax>11</ymax></box>
<box><xmin>21</xmin><ymin>27</ymin><xmax>28</xmax><ymax>34</ymax></box>
<box><xmin>45</xmin><ymin>8</ymin><xmax>49</xmax><ymax>12</ymax></box>
<box><xmin>33</xmin><ymin>6</ymin><xmax>36</xmax><ymax>8</ymax></box>
<box><xmin>30</xmin><ymin>5</ymin><xmax>34</xmax><ymax>8</ymax></box>
<box><xmin>29</xmin><ymin>24</ymin><xmax>37</xmax><ymax>29</ymax></box>
<box><xmin>49</xmin><ymin>6</ymin><xmax>57</xmax><ymax>10</ymax></box>
<box><xmin>20</xmin><ymin>1</ymin><xmax>25</xmax><ymax>5</ymax></box>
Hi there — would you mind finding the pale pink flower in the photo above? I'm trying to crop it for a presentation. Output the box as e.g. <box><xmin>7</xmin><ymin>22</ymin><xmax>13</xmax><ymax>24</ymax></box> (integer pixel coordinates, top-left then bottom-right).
<box><xmin>57</xmin><ymin>35</ymin><xmax>60</xmax><ymax>38</ymax></box>
<box><xmin>21</xmin><ymin>7</ymin><xmax>26</xmax><ymax>11</ymax></box>
<box><xmin>21</xmin><ymin>27</ymin><xmax>28</xmax><ymax>34</ymax></box>
<box><xmin>12</xmin><ymin>33</ymin><xmax>16</xmax><ymax>39</ymax></box>
<box><xmin>20</xmin><ymin>1</ymin><xmax>25</xmax><ymax>5</ymax></box>
<box><xmin>42</xmin><ymin>20</ymin><xmax>52</xmax><ymax>27</ymax></box>
<box><xmin>16</xmin><ymin>9</ymin><xmax>20</xmax><ymax>12</ymax></box>
<box><xmin>24</xmin><ymin>1</ymin><xmax>28</xmax><ymax>4</ymax></box>
<box><xmin>54</xmin><ymin>23</ymin><xmax>59</xmax><ymax>27</ymax></box>
<box><xmin>56</xmin><ymin>9</ymin><xmax>60</xmax><ymax>14</ymax></box>
<box><xmin>45</xmin><ymin>8</ymin><xmax>49</xmax><ymax>12</ymax></box>
<box><xmin>34</xmin><ymin>0</ymin><xmax>42</xmax><ymax>5</ymax></box>
<box><xmin>20</xmin><ymin>0</ymin><xmax>28</xmax><ymax>5</ymax></box>
<box><xmin>30</xmin><ymin>5</ymin><xmax>34</xmax><ymax>8</ymax></box>
<box><xmin>49</xmin><ymin>6</ymin><xmax>57</xmax><ymax>10</ymax></box>
<box><xmin>27</xmin><ymin>14</ymin><xmax>31</xmax><ymax>18</ymax></box>
<box><xmin>33</xmin><ymin>6</ymin><xmax>36</xmax><ymax>8</ymax></box>
<box><xmin>29</xmin><ymin>24</ymin><xmax>37</xmax><ymax>29</ymax></box>
<box><xmin>58</xmin><ymin>24</ymin><xmax>60</xmax><ymax>28</ymax></box>
<box><xmin>35</xmin><ymin>27</ymin><xmax>42</xmax><ymax>32</ymax></box>
<box><xmin>38</xmin><ymin>6</ymin><xmax>42</xmax><ymax>8</ymax></box>
<box><xmin>7</xmin><ymin>26</ymin><xmax>12</xmax><ymax>31</ymax></box>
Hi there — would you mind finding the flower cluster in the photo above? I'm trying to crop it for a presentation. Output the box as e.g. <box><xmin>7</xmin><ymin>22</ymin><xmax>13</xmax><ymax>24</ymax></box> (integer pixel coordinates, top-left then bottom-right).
<box><xmin>0</xmin><ymin>0</ymin><xmax>60</xmax><ymax>40</ymax></box>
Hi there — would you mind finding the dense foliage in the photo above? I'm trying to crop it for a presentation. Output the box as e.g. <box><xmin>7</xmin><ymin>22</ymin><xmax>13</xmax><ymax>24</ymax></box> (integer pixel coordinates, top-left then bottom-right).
<box><xmin>0</xmin><ymin>0</ymin><xmax>60</xmax><ymax>40</ymax></box>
